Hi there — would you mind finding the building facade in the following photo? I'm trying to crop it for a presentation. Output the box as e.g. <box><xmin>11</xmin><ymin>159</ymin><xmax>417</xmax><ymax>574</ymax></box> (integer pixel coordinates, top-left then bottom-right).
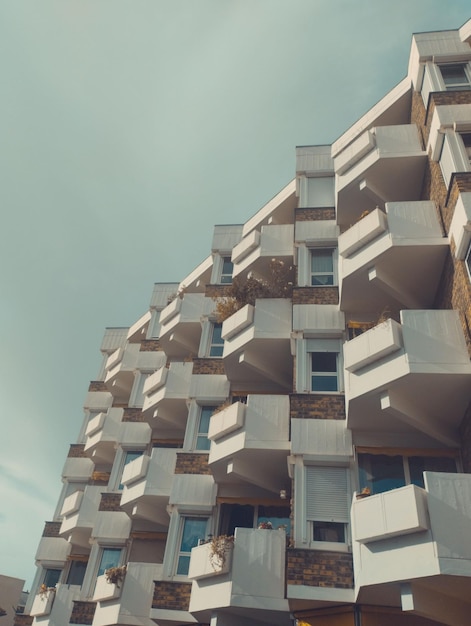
<box><xmin>20</xmin><ymin>18</ymin><xmax>471</xmax><ymax>626</ymax></box>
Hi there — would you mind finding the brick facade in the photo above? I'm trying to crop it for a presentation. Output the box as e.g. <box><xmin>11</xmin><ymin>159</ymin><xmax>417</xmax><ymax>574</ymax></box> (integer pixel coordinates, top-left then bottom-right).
<box><xmin>13</xmin><ymin>616</ymin><xmax>33</xmax><ymax>626</ymax></box>
<box><xmin>88</xmin><ymin>381</ymin><xmax>107</xmax><ymax>392</ymax></box>
<box><xmin>296</xmin><ymin>208</ymin><xmax>336</xmax><ymax>221</ymax></box>
<box><xmin>42</xmin><ymin>521</ymin><xmax>61</xmax><ymax>537</ymax></box>
<box><xmin>69</xmin><ymin>601</ymin><xmax>96</xmax><ymax>625</ymax></box>
<box><xmin>192</xmin><ymin>358</ymin><xmax>226</xmax><ymax>375</ymax></box>
<box><xmin>290</xmin><ymin>394</ymin><xmax>346</xmax><ymax>420</ymax></box>
<box><xmin>152</xmin><ymin>581</ymin><xmax>191</xmax><ymax>611</ymax></box>
<box><xmin>68</xmin><ymin>444</ymin><xmax>88</xmax><ymax>458</ymax></box>
<box><xmin>98</xmin><ymin>493</ymin><xmax>122</xmax><ymax>511</ymax></box>
<box><xmin>90</xmin><ymin>471</ymin><xmax>110</xmax><ymax>486</ymax></box>
<box><xmin>139</xmin><ymin>339</ymin><xmax>163</xmax><ymax>352</ymax></box>
<box><xmin>293</xmin><ymin>287</ymin><xmax>339</xmax><ymax>305</ymax></box>
<box><xmin>122</xmin><ymin>407</ymin><xmax>145</xmax><ymax>422</ymax></box>
<box><xmin>287</xmin><ymin>548</ymin><xmax>353</xmax><ymax>589</ymax></box>
<box><xmin>174</xmin><ymin>453</ymin><xmax>211</xmax><ymax>475</ymax></box>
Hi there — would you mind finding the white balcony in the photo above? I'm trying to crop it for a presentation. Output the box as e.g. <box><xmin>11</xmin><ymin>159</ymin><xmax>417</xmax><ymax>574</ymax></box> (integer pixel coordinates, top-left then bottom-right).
<box><xmin>352</xmin><ymin>473</ymin><xmax>471</xmax><ymax>624</ymax></box>
<box><xmin>344</xmin><ymin>311</ymin><xmax>471</xmax><ymax>445</ymax></box>
<box><xmin>120</xmin><ymin>448</ymin><xmax>177</xmax><ymax>525</ymax></box>
<box><xmin>92</xmin><ymin>563</ymin><xmax>163</xmax><ymax>626</ymax></box>
<box><xmin>61</xmin><ymin>456</ymin><xmax>94</xmax><ymax>482</ymax></box>
<box><xmin>159</xmin><ymin>293</ymin><xmax>213</xmax><ymax>358</ymax></box>
<box><xmin>35</xmin><ymin>536</ymin><xmax>71</xmax><ymax>563</ymax></box>
<box><xmin>31</xmin><ymin>583</ymin><xmax>82</xmax><ymax>623</ymax></box>
<box><xmin>221</xmin><ymin>299</ymin><xmax>292</xmax><ymax>393</ymax></box>
<box><xmin>104</xmin><ymin>343</ymin><xmax>166</xmax><ymax>403</ymax></box>
<box><xmin>84</xmin><ymin>408</ymin><xmax>151</xmax><ymax>463</ymax></box>
<box><xmin>188</xmin><ymin>528</ymin><xmax>288</xmax><ymax>621</ymax></box>
<box><xmin>338</xmin><ymin>203</ymin><xmax>448</xmax><ymax>313</ymax></box>
<box><xmin>334</xmin><ymin>125</ymin><xmax>427</xmax><ymax>228</ymax></box>
<box><xmin>30</xmin><ymin>588</ymin><xmax>56</xmax><ymax>617</ymax></box>
<box><xmin>208</xmin><ymin>395</ymin><xmax>290</xmax><ymax>492</ymax></box>
<box><xmin>83</xmin><ymin>389</ymin><xmax>113</xmax><ymax>412</ymax></box>
<box><xmin>92</xmin><ymin>510</ymin><xmax>131</xmax><ymax>543</ymax></box>
<box><xmin>231</xmin><ymin>224</ymin><xmax>294</xmax><ymax>279</ymax></box>
<box><xmin>142</xmin><ymin>362</ymin><xmax>193</xmax><ymax>431</ymax></box>
<box><xmin>60</xmin><ymin>486</ymin><xmax>102</xmax><ymax>547</ymax></box>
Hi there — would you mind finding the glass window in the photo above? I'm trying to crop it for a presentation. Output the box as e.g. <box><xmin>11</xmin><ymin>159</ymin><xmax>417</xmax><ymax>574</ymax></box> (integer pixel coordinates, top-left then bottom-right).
<box><xmin>311</xmin><ymin>248</ymin><xmax>334</xmax><ymax>286</ymax></box>
<box><xmin>311</xmin><ymin>352</ymin><xmax>338</xmax><ymax>391</ymax></box>
<box><xmin>257</xmin><ymin>505</ymin><xmax>291</xmax><ymax>535</ymax></box>
<box><xmin>43</xmin><ymin>568</ymin><xmax>61</xmax><ymax>588</ymax></box>
<box><xmin>461</xmin><ymin>133</ymin><xmax>471</xmax><ymax>161</ymax></box>
<box><xmin>220</xmin><ymin>257</ymin><xmax>233</xmax><ymax>284</ymax></box>
<box><xmin>358</xmin><ymin>454</ymin><xmax>405</xmax><ymax>495</ymax></box>
<box><xmin>408</xmin><ymin>456</ymin><xmax>457</xmax><ymax>488</ymax></box>
<box><xmin>97</xmin><ymin>548</ymin><xmax>122</xmax><ymax>577</ymax></box>
<box><xmin>209</xmin><ymin>323</ymin><xmax>224</xmax><ymax>357</ymax></box>
<box><xmin>440</xmin><ymin>63</ymin><xmax>471</xmax><ymax>91</ymax></box>
<box><xmin>176</xmin><ymin>517</ymin><xmax>208</xmax><ymax>576</ymax></box>
<box><xmin>66</xmin><ymin>560</ymin><xmax>87</xmax><ymax>586</ymax></box>
<box><xmin>196</xmin><ymin>406</ymin><xmax>213</xmax><ymax>451</ymax></box>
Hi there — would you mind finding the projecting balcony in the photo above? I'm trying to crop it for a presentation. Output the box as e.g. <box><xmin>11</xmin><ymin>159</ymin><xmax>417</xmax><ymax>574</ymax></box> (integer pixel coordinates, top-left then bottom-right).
<box><xmin>338</xmin><ymin>202</ymin><xmax>448</xmax><ymax>313</ymax></box>
<box><xmin>231</xmin><ymin>224</ymin><xmax>294</xmax><ymax>279</ymax></box>
<box><xmin>104</xmin><ymin>343</ymin><xmax>166</xmax><ymax>403</ymax></box>
<box><xmin>188</xmin><ymin>528</ymin><xmax>289</xmax><ymax>623</ymax></box>
<box><xmin>84</xmin><ymin>408</ymin><xmax>151</xmax><ymax>464</ymax></box>
<box><xmin>344</xmin><ymin>310</ymin><xmax>471</xmax><ymax>445</ymax></box>
<box><xmin>92</xmin><ymin>563</ymin><xmax>163</xmax><ymax>626</ymax></box>
<box><xmin>142</xmin><ymin>362</ymin><xmax>193</xmax><ymax>431</ymax></box>
<box><xmin>61</xmin><ymin>455</ymin><xmax>94</xmax><ymax>482</ymax></box>
<box><xmin>59</xmin><ymin>485</ymin><xmax>102</xmax><ymax>547</ymax></box>
<box><xmin>159</xmin><ymin>293</ymin><xmax>213</xmax><ymax>358</ymax></box>
<box><xmin>35</xmin><ymin>535</ymin><xmax>71</xmax><ymax>564</ymax></box>
<box><xmin>208</xmin><ymin>395</ymin><xmax>290</xmax><ymax>492</ymax></box>
<box><xmin>352</xmin><ymin>473</ymin><xmax>471</xmax><ymax>623</ymax></box>
<box><xmin>30</xmin><ymin>583</ymin><xmax>82</xmax><ymax>622</ymax></box>
<box><xmin>30</xmin><ymin>588</ymin><xmax>56</xmax><ymax>617</ymax></box>
<box><xmin>334</xmin><ymin>124</ymin><xmax>427</xmax><ymax>228</ymax></box>
<box><xmin>120</xmin><ymin>447</ymin><xmax>177</xmax><ymax>525</ymax></box>
<box><xmin>221</xmin><ymin>299</ymin><xmax>292</xmax><ymax>393</ymax></box>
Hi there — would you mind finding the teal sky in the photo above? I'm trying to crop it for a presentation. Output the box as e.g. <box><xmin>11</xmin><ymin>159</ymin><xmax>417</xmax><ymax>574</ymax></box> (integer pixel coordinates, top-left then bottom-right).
<box><xmin>1</xmin><ymin>1</ymin><xmax>470</xmax><ymax>589</ymax></box>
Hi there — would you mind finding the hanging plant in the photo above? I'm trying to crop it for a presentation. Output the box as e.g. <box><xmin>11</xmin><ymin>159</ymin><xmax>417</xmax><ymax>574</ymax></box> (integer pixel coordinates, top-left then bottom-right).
<box><xmin>208</xmin><ymin>535</ymin><xmax>234</xmax><ymax>571</ymax></box>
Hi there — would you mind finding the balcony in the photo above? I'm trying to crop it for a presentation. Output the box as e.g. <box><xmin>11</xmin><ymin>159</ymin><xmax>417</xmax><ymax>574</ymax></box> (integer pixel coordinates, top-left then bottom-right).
<box><xmin>142</xmin><ymin>362</ymin><xmax>193</xmax><ymax>431</ymax></box>
<box><xmin>352</xmin><ymin>473</ymin><xmax>471</xmax><ymax>624</ymax></box>
<box><xmin>159</xmin><ymin>293</ymin><xmax>213</xmax><ymax>358</ymax></box>
<box><xmin>30</xmin><ymin>588</ymin><xmax>56</xmax><ymax>617</ymax></box>
<box><xmin>92</xmin><ymin>563</ymin><xmax>163</xmax><ymax>626</ymax></box>
<box><xmin>208</xmin><ymin>395</ymin><xmax>290</xmax><ymax>492</ymax></box>
<box><xmin>344</xmin><ymin>310</ymin><xmax>471</xmax><ymax>445</ymax></box>
<box><xmin>334</xmin><ymin>124</ymin><xmax>427</xmax><ymax>228</ymax></box>
<box><xmin>61</xmin><ymin>455</ymin><xmax>94</xmax><ymax>482</ymax></box>
<box><xmin>84</xmin><ymin>408</ymin><xmax>151</xmax><ymax>463</ymax></box>
<box><xmin>338</xmin><ymin>203</ymin><xmax>448</xmax><ymax>313</ymax></box>
<box><xmin>30</xmin><ymin>583</ymin><xmax>81</xmax><ymax>622</ymax></box>
<box><xmin>188</xmin><ymin>528</ymin><xmax>289</xmax><ymax>622</ymax></box>
<box><xmin>231</xmin><ymin>224</ymin><xmax>294</xmax><ymax>279</ymax></box>
<box><xmin>104</xmin><ymin>343</ymin><xmax>166</xmax><ymax>403</ymax></box>
<box><xmin>35</xmin><ymin>535</ymin><xmax>71</xmax><ymax>563</ymax></box>
<box><xmin>221</xmin><ymin>299</ymin><xmax>292</xmax><ymax>393</ymax></box>
<box><xmin>59</xmin><ymin>486</ymin><xmax>102</xmax><ymax>547</ymax></box>
<box><xmin>120</xmin><ymin>447</ymin><xmax>177</xmax><ymax>525</ymax></box>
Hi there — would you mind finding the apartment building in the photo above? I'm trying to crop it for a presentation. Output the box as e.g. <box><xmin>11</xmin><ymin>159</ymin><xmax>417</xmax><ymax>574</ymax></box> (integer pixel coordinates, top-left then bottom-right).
<box><xmin>19</xmin><ymin>17</ymin><xmax>471</xmax><ymax>626</ymax></box>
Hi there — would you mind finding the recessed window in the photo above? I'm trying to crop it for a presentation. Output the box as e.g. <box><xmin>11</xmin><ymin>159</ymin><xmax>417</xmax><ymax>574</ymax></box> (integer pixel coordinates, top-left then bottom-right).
<box><xmin>220</xmin><ymin>257</ymin><xmax>233</xmax><ymax>284</ymax></box>
<box><xmin>66</xmin><ymin>560</ymin><xmax>87</xmax><ymax>586</ymax></box>
<box><xmin>176</xmin><ymin>517</ymin><xmax>209</xmax><ymax>576</ymax></box>
<box><xmin>311</xmin><ymin>248</ymin><xmax>335</xmax><ymax>286</ymax></box>
<box><xmin>209</xmin><ymin>323</ymin><xmax>224</xmax><ymax>357</ymax></box>
<box><xmin>97</xmin><ymin>547</ymin><xmax>122</xmax><ymax>577</ymax></box>
<box><xmin>311</xmin><ymin>351</ymin><xmax>339</xmax><ymax>392</ymax></box>
<box><xmin>306</xmin><ymin>466</ymin><xmax>349</xmax><ymax>548</ymax></box>
<box><xmin>43</xmin><ymin>568</ymin><xmax>62</xmax><ymax>589</ymax></box>
<box><xmin>461</xmin><ymin>133</ymin><xmax>471</xmax><ymax>162</ymax></box>
<box><xmin>195</xmin><ymin>406</ymin><xmax>213</xmax><ymax>451</ymax></box>
<box><xmin>440</xmin><ymin>63</ymin><xmax>471</xmax><ymax>91</ymax></box>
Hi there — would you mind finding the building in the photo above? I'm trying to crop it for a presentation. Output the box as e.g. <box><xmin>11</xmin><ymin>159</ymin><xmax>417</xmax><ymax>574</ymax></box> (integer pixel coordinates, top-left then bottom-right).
<box><xmin>0</xmin><ymin>574</ymin><xmax>27</xmax><ymax>626</ymax></box>
<box><xmin>20</xmin><ymin>17</ymin><xmax>471</xmax><ymax>626</ymax></box>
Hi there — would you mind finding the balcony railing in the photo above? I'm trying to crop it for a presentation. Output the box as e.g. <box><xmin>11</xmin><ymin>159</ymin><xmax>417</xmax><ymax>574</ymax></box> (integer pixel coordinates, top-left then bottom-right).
<box><xmin>232</xmin><ymin>224</ymin><xmax>294</xmax><ymax>279</ymax></box>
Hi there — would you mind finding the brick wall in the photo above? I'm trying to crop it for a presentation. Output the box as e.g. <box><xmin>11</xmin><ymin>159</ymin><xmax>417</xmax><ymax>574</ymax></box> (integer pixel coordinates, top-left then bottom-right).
<box><xmin>68</xmin><ymin>444</ymin><xmax>88</xmax><ymax>458</ymax></box>
<box><xmin>152</xmin><ymin>581</ymin><xmax>191</xmax><ymax>611</ymax></box>
<box><xmin>290</xmin><ymin>394</ymin><xmax>345</xmax><ymax>420</ymax></box>
<box><xmin>287</xmin><ymin>549</ymin><xmax>353</xmax><ymax>589</ymax></box>
<box><xmin>122</xmin><ymin>408</ymin><xmax>145</xmax><ymax>422</ymax></box>
<box><xmin>293</xmin><ymin>287</ymin><xmax>339</xmax><ymax>305</ymax></box>
<box><xmin>98</xmin><ymin>493</ymin><xmax>122</xmax><ymax>511</ymax></box>
<box><xmin>13</xmin><ymin>616</ymin><xmax>33</xmax><ymax>626</ymax></box>
<box><xmin>296</xmin><ymin>208</ymin><xmax>336</xmax><ymax>221</ymax></box>
<box><xmin>192</xmin><ymin>358</ymin><xmax>226</xmax><ymax>375</ymax></box>
<box><xmin>88</xmin><ymin>381</ymin><xmax>107</xmax><ymax>392</ymax></box>
<box><xmin>140</xmin><ymin>339</ymin><xmax>162</xmax><ymax>352</ymax></box>
<box><xmin>90</xmin><ymin>471</ymin><xmax>110</xmax><ymax>486</ymax></box>
<box><xmin>42</xmin><ymin>521</ymin><xmax>61</xmax><ymax>537</ymax></box>
<box><xmin>70</xmin><ymin>601</ymin><xmax>96</xmax><ymax>625</ymax></box>
<box><xmin>174</xmin><ymin>453</ymin><xmax>211</xmax><ymax>475</ymax></box>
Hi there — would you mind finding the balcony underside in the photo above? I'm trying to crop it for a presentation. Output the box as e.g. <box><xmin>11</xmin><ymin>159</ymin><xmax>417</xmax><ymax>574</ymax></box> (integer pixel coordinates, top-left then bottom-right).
<box><xmin>158</xmin><ymin>322</ymin><xmax>202</xmax><ymax>358</ymax></box>
<box><xmin>340</xmin><ymin>243</ymin><xmax>448</xmax><ymax>314</ymax></box>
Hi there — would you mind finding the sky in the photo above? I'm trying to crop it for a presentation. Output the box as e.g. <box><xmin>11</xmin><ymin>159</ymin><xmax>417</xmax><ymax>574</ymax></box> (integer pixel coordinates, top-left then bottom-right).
<box><xmin>1</xmin><ymin>0</ymin><xmax>470</xmax><ymax>590</ymax></box>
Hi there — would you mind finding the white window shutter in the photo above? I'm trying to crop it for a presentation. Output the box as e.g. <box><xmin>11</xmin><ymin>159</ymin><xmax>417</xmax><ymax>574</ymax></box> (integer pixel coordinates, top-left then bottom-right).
<box><xmin>306</xmin><ymin>466</ymin><xmax>349</xmax><ymax>522</ymax></box>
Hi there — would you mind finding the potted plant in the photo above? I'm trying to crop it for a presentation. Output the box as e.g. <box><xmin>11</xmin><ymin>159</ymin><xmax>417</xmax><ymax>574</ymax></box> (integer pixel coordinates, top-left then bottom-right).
<box><xmin>105</xmin><ymin>565</ymin><xmax>127</xmax><ymax>587</ymax></box>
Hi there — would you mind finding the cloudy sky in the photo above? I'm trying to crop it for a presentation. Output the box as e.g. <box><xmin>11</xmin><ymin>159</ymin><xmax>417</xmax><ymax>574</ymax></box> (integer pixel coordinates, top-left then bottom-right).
<box><xmin>1</xmin><ymin>0</ymin><xmax>470</xmax><ymax>590</ymax></box>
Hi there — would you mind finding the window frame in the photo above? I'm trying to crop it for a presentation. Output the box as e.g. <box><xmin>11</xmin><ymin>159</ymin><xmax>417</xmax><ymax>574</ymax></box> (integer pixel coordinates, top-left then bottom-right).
<box><xmin>194</xmin><ymin>405</ymin><xmax>213</xmax><ymax>451</ymax></box>
<box><xmin>310</xmin><ymin>351</ymin><xmax>340</xmax><ymax>392</ymax></box>
<box><xmin>208</xmin><ymin>322</ymin><xmax>224</xmax><ymax>358</ymax></box>
<box><xmin>439</xmin><ymin>62</ymin><xmax>471</xmax><ymax>91</ymax></box>
<box><xmin>219</xmin><ymin>256</ymin><xmax>234</xmax><ymax>284</ymax></box>
<box><xmin>310</xmin><ymin>247</ymin><xmax>337</xmax><ymax>287</ymax></box>
<box><xmin>174</xmin><ymin>516</ymin><xmax>210</xmax><ymax>577</ymax></box>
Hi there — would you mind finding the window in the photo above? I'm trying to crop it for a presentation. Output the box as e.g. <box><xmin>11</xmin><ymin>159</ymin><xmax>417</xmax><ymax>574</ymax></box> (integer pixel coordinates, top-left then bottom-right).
<box><xmin>176</xmin><ymin>517</ymin><xmax>209</xmax><ymax>576</ymax></box>
<box><xmin>461</xmin><ymin>133</ymin><xmax>471</xmax><ymax>162</ymax></box>
<box><xmin>358</xmin><ymin>451</ymin><xmax>457</xmax><ymax>495</ymax></box>
<box><xmin>118</xmin><ymin>450</ymin><xmax>144</xmax><ymax>490</ymax></box>
<box><xmin>311</xmin><ymin>351</ymin><xmax>339</xmax><ymax>392</ymax></box>
<box><xmin>208</xmin><ymin>323</ymin><xmax>224</xmax><ymax>357</ymax></box>
<box><xmin>440</xmin><ymin>63</ymin><xmax>471</xmax><ymax>91</ymax></box>
<box><xmin>195</xmin><ymin>406</ymin><xmax>213</xmax><ymax>451</ymax></box>
<box><xmin>311</xmin><ymin>248</ymin><xmax>335</xmax><ymax>286</ymax></box>
<box><xmin>66</xmin><ymin>560</ymin><xmax>87</xmax><ymax>586</ymax></box>
<box><xmin>306</xmin><ymin>466</ymin><xmax>349</xmax><ymax>547</ymax></box>
<box><xmin>97</xmin><ymin>547</ymin><xmax>122</xmax><ymax>577</ymax></box>
<box><xmin>218</xmin><ymin>503</ymin><xmax>291</xmax><ymax>536</ymax></box>
<box><xmin>43</xmin><ymin>568</ymin><xmax>62</xmax><ymax>589</ymax></box>
<box><xmin>220</xmin><ymin>257</ymin><xmax>233</xmax><ymax>284</ymax></box>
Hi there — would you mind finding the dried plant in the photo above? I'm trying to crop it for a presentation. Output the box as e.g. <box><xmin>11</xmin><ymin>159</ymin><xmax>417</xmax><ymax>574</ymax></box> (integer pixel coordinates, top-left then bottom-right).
<box><xmin>105</xmin><ymin>565</ymin><xmax>127</xmax><ymax>587</ymax></box>
<box><xmin>208</xmin><ymin>535</ymin><xmax>234</xmax><ymax>571</ymax></box>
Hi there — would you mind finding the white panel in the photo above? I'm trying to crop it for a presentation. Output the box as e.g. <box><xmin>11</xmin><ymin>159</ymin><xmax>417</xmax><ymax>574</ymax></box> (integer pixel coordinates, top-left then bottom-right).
<box><xmin>188</xmin><ymin>374</ymin><xmax>230</xmax><ymax>402</ymax></box>
<box><xmin>299</xmin><ymin>177</ymin><xmax>335</xmax><ymax>208</ymax></box>
<box><xmin>92</xmin><ymin>511</ymin><xmax>132</xmax><ymax>541</ymax></box>
<box><xmin>295</xmin><ymin>219</ymin><xmax>338</xmax><ymax>243</ymax></box>
<box><xmin>293</xmin><ymin>304</ymin><xmax>345</xmax><ymax>335</ymax></box>
<box><xmin>100</xmin><ymin>328</ymin><xmax>129</xmax><ymax>352</ymax></box>
<box><xmin>211</xmin><ymin>224</ymin><xmax>243</xmax><ymax>252</ymax></box>
<box><xmin>169</xmin><ymin>474</ymin><xmax>217</xmax><ymax>508</ymax></box>
<box><xmin>306</xmin><ymin>466</ymin><xmax>349</xmax><ymax>521</ymax></box>
<box><xmin>386</xmin><ymin>201</ymin><xmax>443</xmax><ymax>239</ymax></box>
<box><xmin>291</xmin><ymin>419</ymin><xmax>352</xmax><ymax>457</ymax></box>
<box><xmin>149</xmin><ymin>283</ymin><xmax>180</xmax><ymax>310</ymax></box>
<box><xmin>375</xmin><ymin>124</ymin><xmax>422</xmax><ymax>154</ymax></box>
<box><xmin>449</xmin><ymin>192</ymin><xmax>471</xmax><ymax>258</ymax></box>
<box><xmin>296</xmin><ymin>146</ymin><xmax>334</xmax><ymax>175</ymax></box>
